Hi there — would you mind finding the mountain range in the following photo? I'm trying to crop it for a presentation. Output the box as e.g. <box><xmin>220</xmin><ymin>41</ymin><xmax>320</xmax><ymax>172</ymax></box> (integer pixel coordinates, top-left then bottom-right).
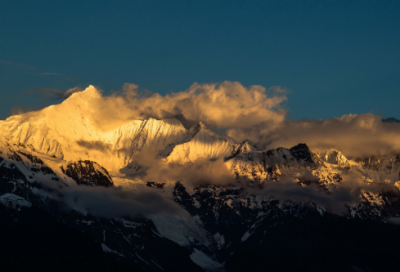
<box><xmin>1</xmin><ymin>86</ymin><xmax>400</xmax><ymax>271</ymax></box>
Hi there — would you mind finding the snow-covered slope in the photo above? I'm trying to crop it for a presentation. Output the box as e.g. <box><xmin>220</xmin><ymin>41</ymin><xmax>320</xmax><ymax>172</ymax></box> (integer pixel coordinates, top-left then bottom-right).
<box><xmin>0</xmin><ymin>88</ymin><xmax>253</xmax><ymax>175</ymax></box>
<box><xmin>0</xmin><ymin>86</ymin><xmax>188</xmax><ymax>172</ymax></box>
<box><xmin>225</xmin><ymin>143</ymin><xmax>323</xmax><ymax>183</ymax></box>
<box><xmin>165</xmin><ymin>123</ymin><xmax>237</xmax><ymax>164</ymax></box>
<box><xmin>0</xmin><ymin>193</ymin><xmax>31</xmax><ymax>210</ymax></box>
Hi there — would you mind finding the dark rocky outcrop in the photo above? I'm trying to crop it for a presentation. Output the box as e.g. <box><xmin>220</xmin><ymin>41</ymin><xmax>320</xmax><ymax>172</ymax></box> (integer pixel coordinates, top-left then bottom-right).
<box><xmin>61</xmin><ymin>160</ymin><xmax>113</xmax><ymax>187</ymax></box>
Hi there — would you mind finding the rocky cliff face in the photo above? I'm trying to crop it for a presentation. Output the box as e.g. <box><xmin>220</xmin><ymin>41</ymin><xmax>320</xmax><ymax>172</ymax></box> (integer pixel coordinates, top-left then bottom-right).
<box><xmin>61</xmin><ymin>160</ymin><xmax>113</xmax><ymax>187</ymax></box>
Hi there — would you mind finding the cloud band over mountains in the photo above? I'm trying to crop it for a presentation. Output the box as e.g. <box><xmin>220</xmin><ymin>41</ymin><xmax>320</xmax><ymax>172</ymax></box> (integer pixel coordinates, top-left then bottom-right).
<box><xmin>4</xmin><ymin>81</ymin><xmax>400</xmax><ymax>216</ymax></box>
<box><xmin>56</xmin><ymin>82</ymin><xmax>400</xmax><ymax>158</ymax></box>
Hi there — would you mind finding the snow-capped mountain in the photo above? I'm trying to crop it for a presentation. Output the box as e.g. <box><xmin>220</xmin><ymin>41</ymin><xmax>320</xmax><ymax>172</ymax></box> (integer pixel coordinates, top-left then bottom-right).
<box><xmin>1</xmin><ymin>86</ymin><xmax>400</xmax><ymax>271</ymax></box>
<box><xmin>322</xmin><ymin>149</ymin><xmax>351</xmax><ymax>167</ymax></box>
<box><xmin>0</xmin><ymin>86</ymin><xmax>189</xmax><ymax>172</ymax></box>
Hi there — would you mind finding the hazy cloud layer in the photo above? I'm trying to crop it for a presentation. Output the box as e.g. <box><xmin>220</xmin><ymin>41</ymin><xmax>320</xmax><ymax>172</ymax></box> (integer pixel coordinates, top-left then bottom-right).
<box><xmin>62</xmin><ymin>186</ymin><xmax>184</xmax><ymax>218</ymax></box>
<box><xmin>77</xmin><ymin>140</ymin><xmax>113</xmax><ymax>153</ymax></box>
<box><xmin>229</xmin><ymin>113</ymin><xmax>400</xmax><ymax>158</ymax></box>
<box><xmin>123</xmin><ymin>145</ymin><xmax>235</xmax><ymax>187</ymax></box>
<box><xmin>69</xmin><ymin>84</ymin><xmax>400</xmax><ymax>158</ymax></box>
<box><xmin>0</xmin><ymin>59</ymin><xmax>72</xmax><ymax>80</ymax></box>
<box><xmin>249</xmin><ymin>178</ymin><xmax>354</xmax><ymax>214</ymax></box>
<box><xmin>38</xmin><ymin>179</ymin><xmax>184</xmax><ymax>218</ymax></box>
<box><xmin>74</xmin><ymin>82</ymin><xmax>287</xmax><ymax>131</ymax></box>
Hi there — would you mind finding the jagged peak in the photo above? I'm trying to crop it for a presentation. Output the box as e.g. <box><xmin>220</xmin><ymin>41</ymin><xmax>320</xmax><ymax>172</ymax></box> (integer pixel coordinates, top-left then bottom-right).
<box><xmin>289</xmin><ymin>143</ymin><xmax>310</xmax><ymax>152</ymax></box>
<box><xmin>61</xmin><ymin>85</ymin><xmax>101</xmax><ymax>105</ymax></box>
<box><xmin>194</xmin><ymin>122</ymin><xmax>218</xmax><ymax>136</ymax></box>
<box><xmin>74</xmin><ymin>85</ymin><xmax>99</xmax><ymax>97</ymax></box>
<box><xmin>323</xmin><ymin>149</ymin><xmax>346</xmax><ymax>158</ymax></box>
<box><xmin>224</xmin><ymin>139</ymin><xmax>258</xmax><ymax>161</ymax></box>
<box><xmin>197</xmin><ymin>121</ymin><xmax>207</xmax><ymax>129</ymax></box>
<box><xmin>185</xmin><ymin>122</ymin><xmax>215</xmax><ymax>139</ymax></box>
<box><xmin>289</xmin><ymin>143</ymin><xmax>316</xmax><ymax>165</ymax></box>
<box><xmin>321</xmin><ymin>149</ymin><xmax>350</xmax><ymax>167</ymax></box>
<box><xmin>0</xmin><ymin>86</ymin><xmax>99</xmax><ymax>123</ymax></box>
<box><xmin>190</xmin><ymin>122</ymin><xmax>235</xmax><ymax>144</ymax></box>
<box><xmin>238</xmin><ymin>140</ymin><xmax>258</xmax><ymax>152</ymax></box>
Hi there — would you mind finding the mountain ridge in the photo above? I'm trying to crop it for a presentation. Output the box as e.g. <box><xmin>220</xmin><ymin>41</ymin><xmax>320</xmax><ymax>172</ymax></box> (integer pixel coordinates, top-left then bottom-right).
<box><xmin>0</xmin><ymin>86</ymin><xmax>400</xmax><ymax>271</ymax></box>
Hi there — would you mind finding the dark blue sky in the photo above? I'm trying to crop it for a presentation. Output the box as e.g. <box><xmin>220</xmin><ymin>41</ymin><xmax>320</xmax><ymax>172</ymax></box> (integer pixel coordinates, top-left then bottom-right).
<box><xmin>1</xmin><ymin>0</ymin><xmax>399</xmax><ymax>120</ymax></box>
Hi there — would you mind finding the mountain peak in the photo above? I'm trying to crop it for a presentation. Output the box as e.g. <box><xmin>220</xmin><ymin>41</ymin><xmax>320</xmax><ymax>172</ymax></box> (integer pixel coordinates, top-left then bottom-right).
<box><xmin>62</xmin><ymin>85</ymin><xmax>101</xmax><ymax>104</ymax></box>
<box><xmin>322</xmin><ymin>149</ymin><xmax>350</xmax><ymax>167</ymax></box>
<box><xmin>197</xmin><ymin>122</ymin><xmax>207</xmax><ymax>129</ymax></box>
<box><xmin>289</xmin><ymin>143</ymin><xmax>315</xmax><ymax>164</ymax></box>
<box><xmin>186</xmin><ymin>122</ymin><xmax>214</xmax><ymax>137</ymax></box>
<box><xmin>289</xmin><ymin>143</ymin><xmax>310</xmax><ymax>152</ymax></box>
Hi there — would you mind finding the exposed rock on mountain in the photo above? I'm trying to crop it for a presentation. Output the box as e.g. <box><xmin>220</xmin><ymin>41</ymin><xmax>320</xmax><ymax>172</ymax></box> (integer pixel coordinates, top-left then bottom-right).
<box><xmin>355</xmin><ymin>153</ymin><xmax>400</xmax><ymax>176</ymax></box>
<box><xmin>61</xmin><ymin>160</ymin><xmax>113</xmax><ymax>187</ymax></box>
